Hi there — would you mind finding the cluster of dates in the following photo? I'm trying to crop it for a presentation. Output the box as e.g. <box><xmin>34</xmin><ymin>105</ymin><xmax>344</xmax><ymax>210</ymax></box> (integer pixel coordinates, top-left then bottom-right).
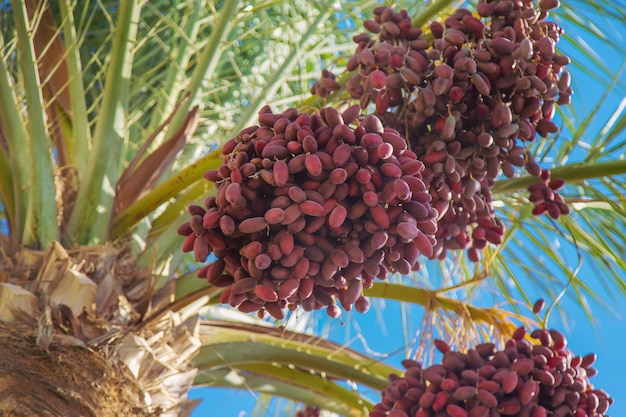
<box><xmin>371</xmin><ymin>327</ymin><xmax>613</xmax><ymax>417</ymax></box>
<box><xmin>178</xmin><ymin>105</ymin><xmax>438</xmax><ymax>317</ymax></box>
<box><xmin>331</xmin><ymin>0</ymin><xmax>572</xmax><ymax>260</ymax></box>
<box><xmin>294</xmin><ymin>405</ymin><xmax>321</xmax><ymax>417</ymax></box>
<box><xmin>181</xmin><ymin>0</ymin><xmax>575</xmax><ymax>314</ymax></box>
<box><xmin>528</xmin><ymin>169</ymin><xmax>570</xmax><ymax>218</ymax></box>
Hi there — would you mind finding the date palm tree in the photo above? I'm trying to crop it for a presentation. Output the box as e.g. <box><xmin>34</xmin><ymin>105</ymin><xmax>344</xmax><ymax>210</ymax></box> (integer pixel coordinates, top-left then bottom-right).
<box><xmin>0</xmin><ymin>0</ymin><xmax>624</xmax><ymax>416</ymax></box>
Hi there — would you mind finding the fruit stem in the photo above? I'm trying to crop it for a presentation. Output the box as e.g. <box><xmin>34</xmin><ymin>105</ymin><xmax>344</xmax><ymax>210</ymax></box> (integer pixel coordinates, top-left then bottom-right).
<box><xmin>364</xmin><ymin>282</ymin><xmax>518</xmax><ymax>334</ymax></box>
<box><xmin>492</xmin><ymin>159</ymin><xmax>626</xmax><ymax>195</ymax></box>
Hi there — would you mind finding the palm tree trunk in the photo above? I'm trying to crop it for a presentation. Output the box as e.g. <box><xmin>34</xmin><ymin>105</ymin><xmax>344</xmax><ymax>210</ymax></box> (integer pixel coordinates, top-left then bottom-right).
<box><xmin>0</xmin><ymin>321</ymin><xmax>150</xmax><ymax>416</ymax></box>
<box><xmin>0</xmin><ymin>240</ymin><xmax>201</xmax><ymax>417</ymax></box>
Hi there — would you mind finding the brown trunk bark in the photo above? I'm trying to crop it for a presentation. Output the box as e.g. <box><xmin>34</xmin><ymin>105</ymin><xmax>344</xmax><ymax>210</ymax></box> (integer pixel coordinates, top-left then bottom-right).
<box><xmin>0</xmin><ymin>322</ymin><xmax>151</xmax><ymax>417</ymax></box>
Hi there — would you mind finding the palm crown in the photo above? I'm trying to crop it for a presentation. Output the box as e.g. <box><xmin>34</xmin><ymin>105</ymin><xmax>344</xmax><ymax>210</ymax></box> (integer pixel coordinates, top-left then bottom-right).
<box><xmin>0</xmin><ymin>0</ymin><xmax>624</xmax><ymax>416</ymax></box>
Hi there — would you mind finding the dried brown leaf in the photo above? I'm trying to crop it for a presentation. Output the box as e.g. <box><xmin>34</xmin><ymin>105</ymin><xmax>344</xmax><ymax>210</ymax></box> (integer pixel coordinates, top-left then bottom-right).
<box><xmin>26</xmin><ymin>0</ymin><xmax>72</xmax><ymax>115</ymax></box>
<box><xmin>113</xmin><ymin>105</ymin><xmax>199</xmax><ymax>218</ymax></box>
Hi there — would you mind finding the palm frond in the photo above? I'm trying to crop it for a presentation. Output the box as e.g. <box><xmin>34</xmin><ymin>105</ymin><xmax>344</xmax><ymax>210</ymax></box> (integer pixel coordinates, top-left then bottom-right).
<box><xmin>64</xmin><ymin>0</ymin><xmax>142</xmax><ymax>245</ymax></box>
<box><xmin>193</xmin><ymin>320</ymin><xmax>393</xmax><ymax>415</ymax></box>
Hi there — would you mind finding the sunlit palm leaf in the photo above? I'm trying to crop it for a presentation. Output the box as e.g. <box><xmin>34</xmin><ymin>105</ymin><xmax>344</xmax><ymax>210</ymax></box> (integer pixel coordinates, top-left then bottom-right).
<box><xmin>196</xmin><ymin>320</ymin><xmax>399</xmax><ymax>390</ymax></box>
<box><xmin>195</xmin><ymin>366</ymin><xmax>371</xmax><ymax>417</ymax></box>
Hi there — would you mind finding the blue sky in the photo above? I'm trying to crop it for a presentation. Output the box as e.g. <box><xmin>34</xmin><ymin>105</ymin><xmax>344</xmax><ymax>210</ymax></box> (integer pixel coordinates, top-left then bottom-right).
<box><xmin>189</xmin><ymin>3</ymin><xmax>626</xmax><ymax>416</ymax></box>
